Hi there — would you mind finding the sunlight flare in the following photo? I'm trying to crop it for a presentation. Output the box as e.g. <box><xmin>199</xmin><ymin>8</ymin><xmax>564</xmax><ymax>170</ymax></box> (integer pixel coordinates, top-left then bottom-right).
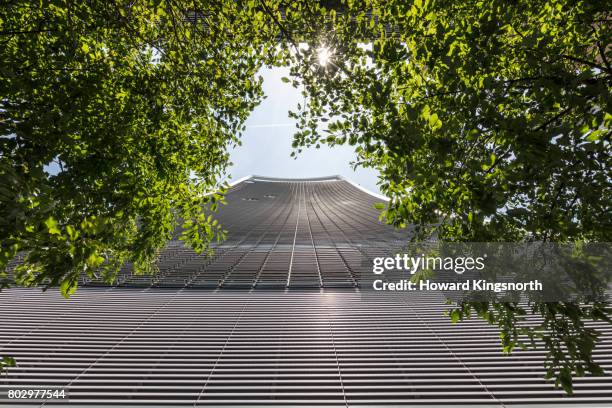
<box><xmin>317</xmin><ymin>46</ymin><xmax>333</xmax><ymax>67</ymax></box>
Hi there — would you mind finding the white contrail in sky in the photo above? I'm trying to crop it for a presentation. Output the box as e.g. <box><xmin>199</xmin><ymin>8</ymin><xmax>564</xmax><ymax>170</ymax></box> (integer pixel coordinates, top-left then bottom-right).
<box><xmin>246</xmin><ymin>123</ymin><xmax>295</xmax><ymax>129</ymax></box>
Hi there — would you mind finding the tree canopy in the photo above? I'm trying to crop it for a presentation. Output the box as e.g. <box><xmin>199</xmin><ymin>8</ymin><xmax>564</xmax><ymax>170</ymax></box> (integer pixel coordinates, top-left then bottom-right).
<box><xmin>286</xmin><ymin>0</ymin><xmax>610</xmax><ymax>242</ymax></box>
<box><xmin>0</xmin><ymin>0</ymin><xmax>279</xmax><ymax>294</ymax></box>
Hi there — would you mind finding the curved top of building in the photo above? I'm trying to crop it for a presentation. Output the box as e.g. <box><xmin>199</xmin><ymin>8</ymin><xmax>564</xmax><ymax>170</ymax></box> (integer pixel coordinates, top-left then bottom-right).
<box><xmin>230</xmin><ymin>174</ymin><xmax>389</xmax><ymax>201</ymax></box>
<box><xmin>85</xmin><ymin>175</ymin><xmax>409</xmax><ymax>289</ymax></box>
<box><xmin>250</xmin><ymin>174</ymin><xmax>342</xmax><ymax>182</ymax></box>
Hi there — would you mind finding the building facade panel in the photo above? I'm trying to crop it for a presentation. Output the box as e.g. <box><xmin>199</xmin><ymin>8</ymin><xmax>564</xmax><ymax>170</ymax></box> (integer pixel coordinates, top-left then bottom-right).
<box><xmin>1</xmin><ymin>177</ymin><xmax>610</xmax><ymax>406</ymax></box>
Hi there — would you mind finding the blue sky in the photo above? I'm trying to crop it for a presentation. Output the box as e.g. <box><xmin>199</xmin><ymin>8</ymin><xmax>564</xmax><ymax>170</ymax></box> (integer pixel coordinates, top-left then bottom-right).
<box><xmin>227</xmin><ymin>66</ymin><xmax>382</xmax><ymax>194</ymax></box>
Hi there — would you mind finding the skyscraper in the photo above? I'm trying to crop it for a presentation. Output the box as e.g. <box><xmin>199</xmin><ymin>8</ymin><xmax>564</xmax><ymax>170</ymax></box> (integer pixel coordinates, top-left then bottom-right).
<box><xmin>1</xmin><ymin>176</ymin><xmax>610</xmax><ymax>406</ymax></box>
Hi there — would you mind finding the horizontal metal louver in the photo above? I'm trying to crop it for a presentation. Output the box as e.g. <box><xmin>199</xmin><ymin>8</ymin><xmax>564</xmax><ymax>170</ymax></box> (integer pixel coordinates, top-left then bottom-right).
<box><xmin>1</xmin><ymin>176</ymin><xmax>610</xmax><ymax>407</ymax></box>
<box><xmin>1</xmin><ymin>289</ymin><xmax>611</xmax><ymax>406</ymax></box>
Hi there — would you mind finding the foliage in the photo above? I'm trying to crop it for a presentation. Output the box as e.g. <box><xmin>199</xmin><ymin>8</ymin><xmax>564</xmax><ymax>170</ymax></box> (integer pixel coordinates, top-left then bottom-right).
<box><xmin>0</xmin><ymin>356</ymin><xmax>16</xmax><ymax>374</ymax></box>
<box><xmin>0</xmin><ymin>0</ymin><xmax>278</xmax><ymax>295</ymax></box>
<box><xmin>448</xmin><ymin>301</ymin><xmax>610</xmax><ymax>395</ymax></box>
<box><xmin>288</xmin><ymin>0</ymin><xmax>610</xmax><ymax>242</ymax></box>
<box><xmin>281</xmin><ymin>0</ymin><xmax>611</xmax><ymax>393</ymax></box>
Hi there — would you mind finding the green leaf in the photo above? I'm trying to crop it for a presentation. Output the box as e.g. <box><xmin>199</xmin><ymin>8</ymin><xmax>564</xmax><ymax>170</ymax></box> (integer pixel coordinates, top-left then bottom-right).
<box><xmin>86</xmin><ymin>253</ymin><xmax>105</xmax><ymax>268</ymax></box>
<box><xmin>60</xmin><ymin>278</ymin><xmax>77</xmax><ymax>298</ymax></box>
<box><xmin>558</xmin><ymin>368</ymin><xmax>574</xmax><ymax>395</ymax></box>
<box><xmin>1</xmin><ymin>356</ymin><xmax>15</xmax><ymax>367</ymax></box>
<box><xmin>66</xmin><ymin>225</ymin><xmax>79</xmax><ymax>240</ymax></box>
<box><xmin>450</xmin><ymin>309</ymin><xmax>461</xmax><ymax>323</ymax></box>
<box><xmin>586</xmin><ymin>130</ymin><xmax>601</xmax><ymax>142</ymax></box>
<box><xmin>428</xmin><ymin>113</ymin><xmax>441</xmax><ymax>130</ymax></box>
<box><xmin>44</xmin><ymin>217</ymin><xmax>61</xmax><ymax>235</ymax></box>
<box><xmin>421</xmin><ymin>105</ymin><xmax>431</xmax><ymax>120</ymax></box>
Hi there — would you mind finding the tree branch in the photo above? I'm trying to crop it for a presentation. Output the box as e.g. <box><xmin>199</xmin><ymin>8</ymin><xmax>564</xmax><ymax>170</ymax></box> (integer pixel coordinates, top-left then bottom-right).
<box><xmin>533</xmin><ymin>106</ymin><xmax>573</xmax><ymax>132</ymax></box>
<box><xmin>259</xmin><ymin>0</ymin><xmax>301</xmax><ymax>60</ymax></box>
<box><xmin>0</xmin><ymin>29</ymin><xmax>56</xmax><ymax>36</ymax></box>
<box><xmin>561</xmin><ymin>54</ymin><xmax>610</xmax><ymax>74</ymax></box>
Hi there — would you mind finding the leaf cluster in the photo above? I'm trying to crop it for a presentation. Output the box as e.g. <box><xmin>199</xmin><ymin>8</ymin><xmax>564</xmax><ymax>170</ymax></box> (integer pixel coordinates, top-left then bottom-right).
<box><xmin>0</xmin><ymin>0</ymin><xmax>280</xmax><ymax>295</ymax></box>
